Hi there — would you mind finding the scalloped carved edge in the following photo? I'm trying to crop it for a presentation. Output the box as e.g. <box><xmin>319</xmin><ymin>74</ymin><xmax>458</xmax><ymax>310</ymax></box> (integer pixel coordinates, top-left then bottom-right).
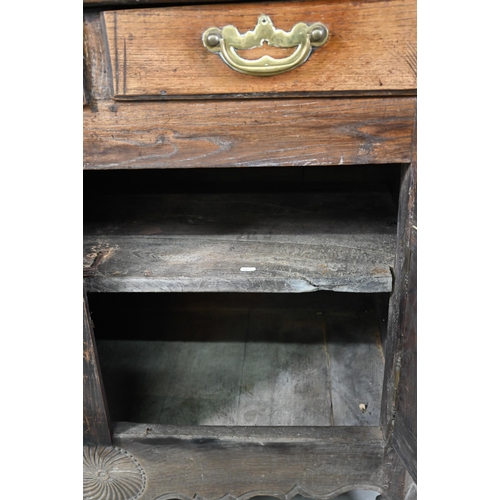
<box><xmin>154</xmin><ymin>483</ymin><xmax>384</xmax><ymax>500</ymax></box>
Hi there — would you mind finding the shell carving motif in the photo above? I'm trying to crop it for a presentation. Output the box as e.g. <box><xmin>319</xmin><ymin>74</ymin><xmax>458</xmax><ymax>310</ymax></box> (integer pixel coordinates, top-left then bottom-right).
<box><xmin>83</xmin><ymin>446</ymin><xmax>146</xmax><ymax>500</ymax></box>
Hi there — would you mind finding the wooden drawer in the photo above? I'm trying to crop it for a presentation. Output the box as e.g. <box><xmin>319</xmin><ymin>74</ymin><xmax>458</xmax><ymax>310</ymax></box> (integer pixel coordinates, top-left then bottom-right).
<box><xmin>103</xmin><ymin>0</ymin><xmax>416</xmax><ymax>100</ymax></box>
<box><xmin>83</xmin><ymin>0</ymin><xmax>416</xmax><ymax>170</ymax></box>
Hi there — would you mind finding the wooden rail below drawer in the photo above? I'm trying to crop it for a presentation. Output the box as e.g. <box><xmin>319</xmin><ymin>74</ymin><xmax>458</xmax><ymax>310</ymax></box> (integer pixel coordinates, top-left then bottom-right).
<box><xmin>84</xmin><ymin>97</ymin><xmax>415</xmax><ymax>169</ymax></box>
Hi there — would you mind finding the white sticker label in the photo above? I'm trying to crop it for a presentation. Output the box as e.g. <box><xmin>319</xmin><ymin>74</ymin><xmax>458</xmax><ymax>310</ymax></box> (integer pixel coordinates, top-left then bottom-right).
<box><xmin>240</xmin><ymin>267</ymin><xmax>256</xmax><ymax>272</ymax></box>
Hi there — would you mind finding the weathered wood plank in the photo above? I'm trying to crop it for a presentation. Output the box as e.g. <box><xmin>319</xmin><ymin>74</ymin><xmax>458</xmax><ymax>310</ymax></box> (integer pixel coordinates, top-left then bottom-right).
<box><xmin>381</xmin><ymin>163</ymin><xmax>416</xmax><ymax>433</ymax></box>
<box><xmin>111</xmin><ymin>423</ymin><xmax>389</xmax><ymax>500</ymax></box>
<box><xmin>393</xmin><ymin>152</ymin><xmax>417</xmax><ymax>481</ymax></box>
<box><xmin>84</xmin><ymin>192</ymin><xmax>397</xmax><ymax>293</ymax></box>
<box><xmin>103</xmin><ymin>0</ymin><xmax>416</xmax><ymax>99</ymax></box>
<box><xmin>325</xmin><ymin>310</ymin><xmax>384</xmax><ymax>426</ymax></box>
<box><xmin>83</xmin><ymin>294</ymin><xmax>112</xmax><ymax>446</ymax></box>
<box><xmin>83</xmin><ymin>97</ymin><xmax>415</xmax><ymax>169</ymax></box>
<box><xmin>84</xmin><ymin>239</ymin><xmax>394</xmax><ymax>293</ymax></box>
<box><xmin>380</xmin><ymin>117</ymin><xmax>416</xmax><ymax>494</ymax></box>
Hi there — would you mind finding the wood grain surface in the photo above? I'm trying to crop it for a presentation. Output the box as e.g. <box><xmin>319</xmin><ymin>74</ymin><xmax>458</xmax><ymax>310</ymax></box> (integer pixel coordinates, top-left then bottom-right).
<box><xmin>84</xmin><ymin>97</ymin><xmax>415</xmax><ymax>169</ymax></box>
<box><xmin>377</xmin><ymin>119</ymin><xmax>416</xmax><ymax>497</ymax></box>
<box><xmin>381</xmin><ymin>120</ymin><xmax>416</xmax><ymax>434</ymax></box>
<box><xmin>83</xmin><ymin>191</ymin><xmax>397</xmax><ymax>293</ymax></box>
<box><xmin>112</xmin><ymin>423</ymin><xmax>390</xmax><ymax>500</ymax></box>
<box><xmin>103</xmin><ymin>0</ymin><xmax>416</xmax><ymax>99</ymax></box>
<box><xmin>393</xmin><ymin>128</ymin><xmax>417</xmax><ymax>481</ymax></box>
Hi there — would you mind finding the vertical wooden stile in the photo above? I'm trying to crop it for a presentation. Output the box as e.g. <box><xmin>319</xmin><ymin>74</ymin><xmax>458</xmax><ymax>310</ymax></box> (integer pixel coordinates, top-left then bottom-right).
<box><xmin>83</xmin><ymin>292</ymin><xmax>112</xmax><ymax>446</ymax></box>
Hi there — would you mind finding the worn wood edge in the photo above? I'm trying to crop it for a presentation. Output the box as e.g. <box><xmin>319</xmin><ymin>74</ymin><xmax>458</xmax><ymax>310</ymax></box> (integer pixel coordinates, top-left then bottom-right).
<box><xmin>113</xmin><ymin>422</ymin><xmax>384</xmax><ymax>442</ymax></box>
<box><xmin>84</xmin><ymin>274</ymin><xmax>393</xmax><ymax>294</ymax></box>
<box><xmin>112</xmin><ymin>89</ymin><xmax>417</xmax><ymax>101</ymax></box>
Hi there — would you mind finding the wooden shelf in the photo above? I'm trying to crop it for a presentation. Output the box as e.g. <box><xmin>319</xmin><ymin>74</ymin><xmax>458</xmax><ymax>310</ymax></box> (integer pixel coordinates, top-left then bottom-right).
<box><xmin>92</xmin><ymin>292</ymin><xmax>385</xmax><ymax>427</ymax></box>
<box><xmin>84</xmin><ymin>191</ymin><xmax>397</xmax><ymax>293</ymax></box>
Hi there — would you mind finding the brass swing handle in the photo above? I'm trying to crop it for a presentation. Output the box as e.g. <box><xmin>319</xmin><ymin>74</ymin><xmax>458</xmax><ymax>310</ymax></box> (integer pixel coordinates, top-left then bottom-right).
<box><xmin>202</xmin><ymin>15</ymin><xmax>328</xmax><ymax>76</ymax></box>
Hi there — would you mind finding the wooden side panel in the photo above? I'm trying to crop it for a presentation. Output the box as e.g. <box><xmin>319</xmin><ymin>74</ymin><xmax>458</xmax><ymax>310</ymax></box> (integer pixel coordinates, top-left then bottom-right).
<box><xmin>84</xmin><ymin>97</ymin><xmax>415</xmax><ymax>170</ymax></box>
<box><xmin>380</xmin><ymin>119</ymin><xmax>416</xmax><ymax>482</ymax></box>
<box><xmin>103</xmin><ymin>0</ymin><xmax>416</xmax><ymax>99</ymax></box>
<box><xmin>110</xmin><ymin>424</ymin><xmax>393</xmax><ymax>500</ymax></box>
<box><xmin>381</xmin><ymin>145</ymin><xmax>416</xmax><ymax>431</ymax></box>
<box><xmin>83</xmin><ymin>294</ymin><xmax>112</xmax><ymax>446</ymax></box>
<box><xmin>393</xmin><ymin>153</ymin><xmax>417</xmax><ymax>481</ymax></box>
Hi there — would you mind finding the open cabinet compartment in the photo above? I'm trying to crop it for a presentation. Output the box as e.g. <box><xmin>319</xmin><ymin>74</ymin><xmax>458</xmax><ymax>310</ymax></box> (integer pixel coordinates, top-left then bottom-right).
<box><xmin>84</xmin><ymin>165</ymin><xmax>401</xmax><ymax>427</ymax></box>
<box><xmin>84</xmin><ymin>165</ymin><xmax>399</xmax><ymax>294</ymax></box>
<box><xmin>83</xmin><ymin>165</ymin><xmax>410</xmax><ymax>499</ymax></box>
<box><xmin>89</xmin><ymin>291</ymin><xmax>388</xmax><ymax>428</ymax></box>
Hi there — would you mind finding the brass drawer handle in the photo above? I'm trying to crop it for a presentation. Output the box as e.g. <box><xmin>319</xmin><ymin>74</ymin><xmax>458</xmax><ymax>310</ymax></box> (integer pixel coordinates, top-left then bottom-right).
<box><xmin>202</xmin><ymin>15</ymin><xmax>328</xmax><ymax>76</ymax></box>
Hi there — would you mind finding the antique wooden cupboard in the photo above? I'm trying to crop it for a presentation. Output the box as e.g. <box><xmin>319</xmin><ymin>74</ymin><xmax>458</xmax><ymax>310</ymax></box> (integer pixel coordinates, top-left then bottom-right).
<box><xmin>83</xmin><ymin>1</ymin><xmax>416</xmax><ymax>499</ymax></box>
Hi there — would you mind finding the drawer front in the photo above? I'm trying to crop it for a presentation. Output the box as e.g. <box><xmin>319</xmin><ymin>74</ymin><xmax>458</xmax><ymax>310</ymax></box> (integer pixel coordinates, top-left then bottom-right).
<box><xmin>103</xmin><ymin>0</ymin><xmax>416</xmax><ymax>100</ymax></box>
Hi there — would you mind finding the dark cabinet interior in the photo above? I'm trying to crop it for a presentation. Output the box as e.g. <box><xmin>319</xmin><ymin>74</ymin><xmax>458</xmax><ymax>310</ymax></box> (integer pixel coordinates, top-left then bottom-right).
<box><xmin>89</xmin><ymin>291</ymin><xmax>388</xmax><ymax>427</ymax></box>
<box><xmin>85</xmin><ymin>164</ymin><xmax>402</xmax><ymax>429</ymax></box>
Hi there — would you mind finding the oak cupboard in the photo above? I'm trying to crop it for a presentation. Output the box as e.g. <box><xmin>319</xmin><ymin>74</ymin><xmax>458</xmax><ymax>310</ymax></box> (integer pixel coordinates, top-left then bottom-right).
<box><xmin>83</xmin><ymin>1</ymin><xmax>416</xmax><ymax>498</ymax></box>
